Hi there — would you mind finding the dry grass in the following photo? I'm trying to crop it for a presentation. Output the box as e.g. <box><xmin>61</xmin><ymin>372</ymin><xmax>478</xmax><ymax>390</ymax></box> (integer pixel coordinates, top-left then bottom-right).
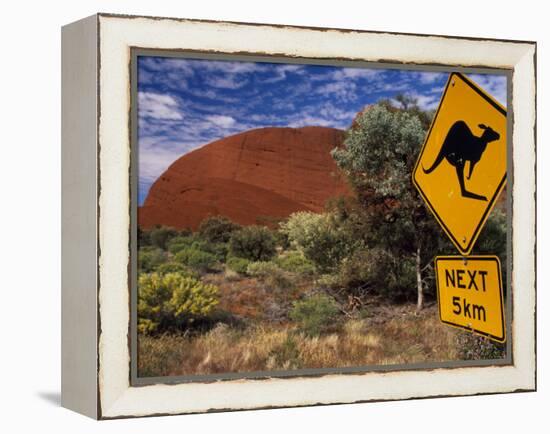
<box><xmin>138</xmin><ymin>305</ymin><xmax>465</xmax><ymax>377</ymax></box>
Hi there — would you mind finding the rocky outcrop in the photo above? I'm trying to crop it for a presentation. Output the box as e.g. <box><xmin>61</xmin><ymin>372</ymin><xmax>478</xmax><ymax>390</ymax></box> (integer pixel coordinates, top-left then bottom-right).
<box><xmin>138</xmin><ymin>126</ymin><xmax>351</xmax><ymax>230</ymax></box>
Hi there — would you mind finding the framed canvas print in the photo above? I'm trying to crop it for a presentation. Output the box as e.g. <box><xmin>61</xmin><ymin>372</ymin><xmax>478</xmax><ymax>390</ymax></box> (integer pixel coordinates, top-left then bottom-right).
<box><xmin>61</xmin><ymin>13</ymin><xmax>536</xmax><ymax>419</ymax></box>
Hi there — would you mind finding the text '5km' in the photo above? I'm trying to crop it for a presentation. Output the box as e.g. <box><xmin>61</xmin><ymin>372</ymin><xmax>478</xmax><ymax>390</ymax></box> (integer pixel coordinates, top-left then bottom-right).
<box><xmin>435</xmin><ymin>256</ymin><xmax>505</xmax><ymax>343</ymax></box>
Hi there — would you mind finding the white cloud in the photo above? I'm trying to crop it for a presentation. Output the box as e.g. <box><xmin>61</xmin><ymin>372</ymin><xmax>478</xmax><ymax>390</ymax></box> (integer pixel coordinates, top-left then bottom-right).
<box><xmin>316</xmin><ymin>80</ymin><xmax>357</xmax><ymax>102</ymax></box>
<box><xmin>205</xmin><ymin>75</ymin><xmax>248</xmax><ymax>89</ymax></box>
<box><xmin>138</xmin><ymin>92</ymin><xmax>183</xmax><ymax>120</ymax></box>
<box><xmin>288</xmin><ymin>115</ymin><xmax>337</xmax><ymax>128</ymax></box>
<box><xmin>138</xmin><ymin>138</ymin><xmax>193</xmax><ymax>183</ymax></box>
<box><xmin>318</xmin><ymin>102</ymin><xmax>357</xmax><ymax>121</ymax></box>
<box><xmin>390</xmin><ymin>92</ymin><xmax>441</xmax><ymax>111</ymax></box>
<box><xmin>262</xmin><ymin>64</ymin><xmax>306</xmax><ymax>83</ymax></box>
<box><xmin>198</xmin><ymin>60</ymin><xmax>266</xmax><ymax>74</ymax></box>
<box><xmin>413</xmin><ymin>94</ymin><xmax>441</xmax><ymax>110</ymax></box>
<box><xmin>467</xmin><ymin>74</ymin><xmax>507</xmax><ymax>107</ymax></box>
<box><xmin>416</xmin><ymin>72</ymin><xmax>446</xmax><ymax>84</ymax></box>
<box><xmin>206</xmin><ymin>115</ymin><xmax>236</xmax><ymax>128</ymax></box>
<box><xmin>332</xmin><ymin>68</ymin><xmax>384</xmax><ymax>80</ymax></box>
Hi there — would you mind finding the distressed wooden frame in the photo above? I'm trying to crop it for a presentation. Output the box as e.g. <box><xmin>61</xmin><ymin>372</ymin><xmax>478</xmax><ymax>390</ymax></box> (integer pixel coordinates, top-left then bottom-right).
<box><xmin>61</xmin><ymin>13</ymin><xmax>536</xmax><ymax>419</ymax></box>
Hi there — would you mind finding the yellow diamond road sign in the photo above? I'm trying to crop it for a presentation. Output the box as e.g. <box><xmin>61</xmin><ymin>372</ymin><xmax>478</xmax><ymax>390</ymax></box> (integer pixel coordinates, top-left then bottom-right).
<box><xmin>435</xmin><ymin>256</ymin><xmax>505</xmax><ymax>343</ymax></box>
<box><xmin>413</xmin><ymin>72</ymin><xmax>507</xmax><ymax>255</ymax></box>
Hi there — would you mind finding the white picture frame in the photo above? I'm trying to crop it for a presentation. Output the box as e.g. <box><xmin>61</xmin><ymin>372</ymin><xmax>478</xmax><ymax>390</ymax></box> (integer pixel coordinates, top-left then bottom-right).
<box><xmin>61</xmin><ymin>13</ymin><xmax>536</xmax><ymax>419</ymax></box>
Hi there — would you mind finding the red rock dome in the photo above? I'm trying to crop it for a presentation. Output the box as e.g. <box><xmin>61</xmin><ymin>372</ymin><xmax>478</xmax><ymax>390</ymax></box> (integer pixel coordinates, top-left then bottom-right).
<box><xmin>138</xmin><ymin>126</ymin><xmax>351</xmax><ymax>230</ymax></box>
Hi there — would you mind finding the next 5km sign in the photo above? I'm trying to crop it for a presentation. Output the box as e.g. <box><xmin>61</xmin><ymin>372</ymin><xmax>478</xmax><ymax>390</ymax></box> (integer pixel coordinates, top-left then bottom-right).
<box><xmin>435</xmin><ymin>256</ymin><xmax>505</xmax><ymax>343</ymax></box>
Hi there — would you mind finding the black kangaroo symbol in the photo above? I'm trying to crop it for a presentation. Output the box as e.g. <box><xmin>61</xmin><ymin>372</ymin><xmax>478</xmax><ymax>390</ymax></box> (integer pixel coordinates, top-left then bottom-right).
<box><xmin>422</xmin><ymin>120</ymin><xmax>500</xmax><ymax>201</ymax></box>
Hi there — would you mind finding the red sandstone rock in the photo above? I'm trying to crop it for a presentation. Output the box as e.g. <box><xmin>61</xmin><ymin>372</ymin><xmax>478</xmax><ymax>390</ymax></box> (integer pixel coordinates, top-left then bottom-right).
<box><xmin>138</xmin><ymin>126</ymin><xmax>351</xmax><ymax>230</ymax></box>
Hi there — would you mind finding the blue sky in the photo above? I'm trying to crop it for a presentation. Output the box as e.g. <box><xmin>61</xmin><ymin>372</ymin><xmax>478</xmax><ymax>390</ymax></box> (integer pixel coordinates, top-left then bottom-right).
<box><xmin>138</xmin><ymin>56</ymin><xmax>507</xmax><ymax>205</ymax></box>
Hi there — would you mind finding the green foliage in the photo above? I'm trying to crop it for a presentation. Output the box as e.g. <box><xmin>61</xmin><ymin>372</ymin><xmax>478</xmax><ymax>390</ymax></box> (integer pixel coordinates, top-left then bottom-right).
<box><xmin>149</xmin><ymin>226</ymin><xmax>179</xmax><ymax>250</ymax></box>
<box><xmin>275</xmin><ymin>251</ymin><xmax>316</xmax><ymax>275</ymax></box>
<box><xmin>456</xmin><ymin>332</ymin><xmax>506</xmax><ymax>360</ymax></box>
<box><xmin>190</xmin><ymin>240</ymin><xmax>228</xmax><ymax>261</ymax></box>
<box><xmin>335</xmin><ymin>249</ymin><xmax>373</xmax><ymax>289</ymax></box>
<box><xmin>138</xmin><ymin>272</ymin><xmax>219</xmax><ymax>334</ymax></box>
<box><xmin>246</xmin><ymin>261</ymin><xmax>293</xmax><ymax>290</ymax></box>
<box><xmin>174</xmin><ymin>247</ymin><xmax>218</xmax><ymax>272</ymax></box>
<box><xmin>226</xmin><ymin>256</ymin><xmax>251</xmax><ymax>275</ymax></box>
<box><xmin>246</xmin><ymin>261</ymin><xmax>280</xmax><ymax>278</ymax></box>
<box><xmin>228</xmin><ymin>226</ymin><xmax>276</xmax><ymax>261</ymax></box>
<box><xmin>198</xmin><ymin>215</ymin><xmax>241</xmax><ymax>243</ymax></box>
<box><xmin>474</xmin><ymin>207</ymin><xmax>508</xmax><ymax>288</ymax></box>
<box><xmin>290</xmin><ymin>293</ymin><xmax>339</xmax><ymax>336</ymax></box>
<box><xmin>475</xmin><ymin>208</ymin><xmax>507</xmax><ymax>259</ymax></box>
<box><xmin>156</xmin><ymin>262</ymin><xmax>198</xmax><ymax>278</ymax></box>
<box><xmin>138</xmin><ymin>247</ymin><xmax>166</xmax><ymax>273</ymax></box>
<box><xmin>332</xmin><ymin>104</ymin><xmax>426</xmax><ymax>197</ymax></box>
<box><xmin>280</xmin><ymin>212</ymin><xmax>357</xmax><ymax>273</ymax></box>
<box><xmin>167</xmin><ymin>236</ymin><xmax>196</xmax><ymax>255</ymax></box>
<box><xmin>331</xmin><ymin>102</ymin><xmax>443</xmax><ymax>306</ymax></box>
<box><xmin>137</xmin><ymin>227</ymin><xmax>151</xmax><ymax>247</ymax></box>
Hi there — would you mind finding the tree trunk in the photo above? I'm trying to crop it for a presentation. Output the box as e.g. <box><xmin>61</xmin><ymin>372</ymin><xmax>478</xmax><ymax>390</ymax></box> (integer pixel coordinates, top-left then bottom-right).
<box><xmin>416</xmin><ymin>245</ymin><xmax>423</xmax><ymax>311</ymax></box>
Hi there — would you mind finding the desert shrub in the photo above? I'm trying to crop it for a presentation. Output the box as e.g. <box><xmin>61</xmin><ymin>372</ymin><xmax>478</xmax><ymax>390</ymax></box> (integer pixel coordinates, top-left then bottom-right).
<box><xmin>273</xmin><ymin>230</ymin><xmax>291</xmax><ymax>250</ymax></box>
<box><xmin>275</xmin><ymin>251</ymin><xmax>316</xmax><ymax>275</ymax></box>
<box><xmin>267</xmin><ymin>269</ymin><xmax>293</xmax><ymax>290</ymax></box>
<box><xmin>138</xmin><ymin>272</ymin><xmax>219</xmax><ymax>334</ymax></box>
<box><xmin>190</xmin><ymin>240</ymin><xmax>228</xmax><ymax>261</ymax></box>
<box><xmin>457</xmin><ymin>332</ymin><xmax>506</xmax><ymax>360</ymax></box>
<box><xmin>226</xmin><ymin>256</ymin><xmax>251</xmax><ymax>275</ymax></box>
<box><xmin>316</xmin><ymin>273</ymin><xmax>341</xmax><ymax>289</ymax></box>
<box><xmin>174</xmin><ymin>247</ymin><xmax>218</xmax><ymax>272</ymax></box>
<box><xmin>137</xmin><ymin>227</ymin><xmax>151</xmax><ymax>246</ymax></box>
<box><xmin>198</xmin><ymin>215</ymin><xmax>241</xmax><ymax>243</ymax></box>
<box><xmin>363</xmin><ymin>248</ymin><xmax>417</xmax><ymax>302</ymax></box>
<box><xmin>156</xmin><ymin>262</ymin><xmax>198</xmax><ymax>278</ymax></box>
<box><xmin>280</xmin><ymin>212</ymin><xmax>357</xmax><ymax>273</ymax></box>
<box><xmin>246</xmin><ymin>261</ymin><xmax>293</xmax><ymax>290</ymax></box>
<box><xmin>246</xmin><ymin>261</ymin><xmax>280</xmax><ymax>278</ymax></box>
<box><xmin>475</xmin><ymin>208</ymin><xmax>507</xmax><ymax>286</ymax></box>
<box><xmin>149</xmin><ymin>226</ymin><xmax>179</xmax><ymax>250</ymax></box>
<box><xmin>336</xmin><ymin>249</ymin><xmax>372</xmax><ymax>289</ymax></box>
<box><xmin>167</xmin><ymin>236</ymin><xmax>196</xmax><ymax>255</ymax></box>
<box><xmin>290</xmin><ymin>293</ymin><xmax>340</xmax><ymax>336</ymax></box>
<box><xmin>228</xmin><ymin>226</ymin><xmax>276</xmax><ymax>261</ymax></box>
<box><xmin>476</xmin><ymin>208</ymin><xmax>506</xmax><ymax>257</ymax></box>
<box><xmin>138</xmin><ymin>247</ymin><xmax>166</xmax><ymax>273</ymax></box>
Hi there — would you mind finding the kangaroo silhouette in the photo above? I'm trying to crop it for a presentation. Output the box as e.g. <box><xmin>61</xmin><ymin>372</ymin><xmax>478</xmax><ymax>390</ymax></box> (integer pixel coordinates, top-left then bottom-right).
<box><xmin>423</xmin><ymin>120</ymin><xmax>500</xmax><ymax>201</ymax></box>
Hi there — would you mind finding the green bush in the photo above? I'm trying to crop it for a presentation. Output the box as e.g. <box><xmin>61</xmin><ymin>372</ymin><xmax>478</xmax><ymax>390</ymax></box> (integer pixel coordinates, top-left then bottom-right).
<box><xmin>457</xmin><ymin>332</ymin><xmax>506</xmax><ymax>360</ymax></box>
<box><xmin>228</xmin><ymin>226</ymin><xmax>276</xmax><ymax>261</ymax></box>
<box><xmin>174</xmin><ymin>247</ymin><xmax>218</xmax><ymax>272</ymax></box>
<box><xmin>275</xmin><ymin>251</ymin><xmax>316</xmax><ymax>275</ymax></box>
<box><xmin>246</xmin><ymin>261</ymin><xmax>292</xmax><ymax>290</ymax></box>
<box><xmin>156</xmin><ymin>262</ymin><xmax>198</xmax><ymax>278</ymax></box>
<box><xmin>149</xmin><ymin>226</ymin><xmax>179</xmax><ymax>250</ymax></box>
<box><xmin>246</xmin><ymin>261</ymin><xmax>280</xmax><ymax>278</ymax></box>
<box><xmin>167</xmin><ymin>236</ymin><xmax>196</xmax><ymax>255</ymax></box>
<box><xmin>198</xmin><ymin>215</ymin><xmax>241</xmax><ymax>243</ymax></box>
<box><xmin>137</xmin><ymin>227</ymin><xmax>151</xmax><ymax>247</ymax></box>
<box><xmin>138</xmin><ymin>247</ymin><xmax>166</xmax><ymax>272</ymax></box>
<box><xmin>190</xmin><ymin>240</ymin><xmax>228</xmax><ymax>261</ymax></box>
<box><xmin>335</xmin><ymin>249</ymin><xmax>372</xmax><ymax>288</ymax></box>
<box><xmin>138</xmin><ymin>272</ymin><xmax>219</xmax><ymax>334</ymax></box>
<box><xmin>280</xmin><ymin>212</ymin><xmax>357</xmax><ymax>273</ymax></box>
<box><xmin>290</xmin><ymin>293</ymin><xmax>339</xmax><ymax>336</ymax></box>
<box><xmin>226</xmin><ymin>256</ymin><xmax>251</xmax><ymax>275</ymax></box>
